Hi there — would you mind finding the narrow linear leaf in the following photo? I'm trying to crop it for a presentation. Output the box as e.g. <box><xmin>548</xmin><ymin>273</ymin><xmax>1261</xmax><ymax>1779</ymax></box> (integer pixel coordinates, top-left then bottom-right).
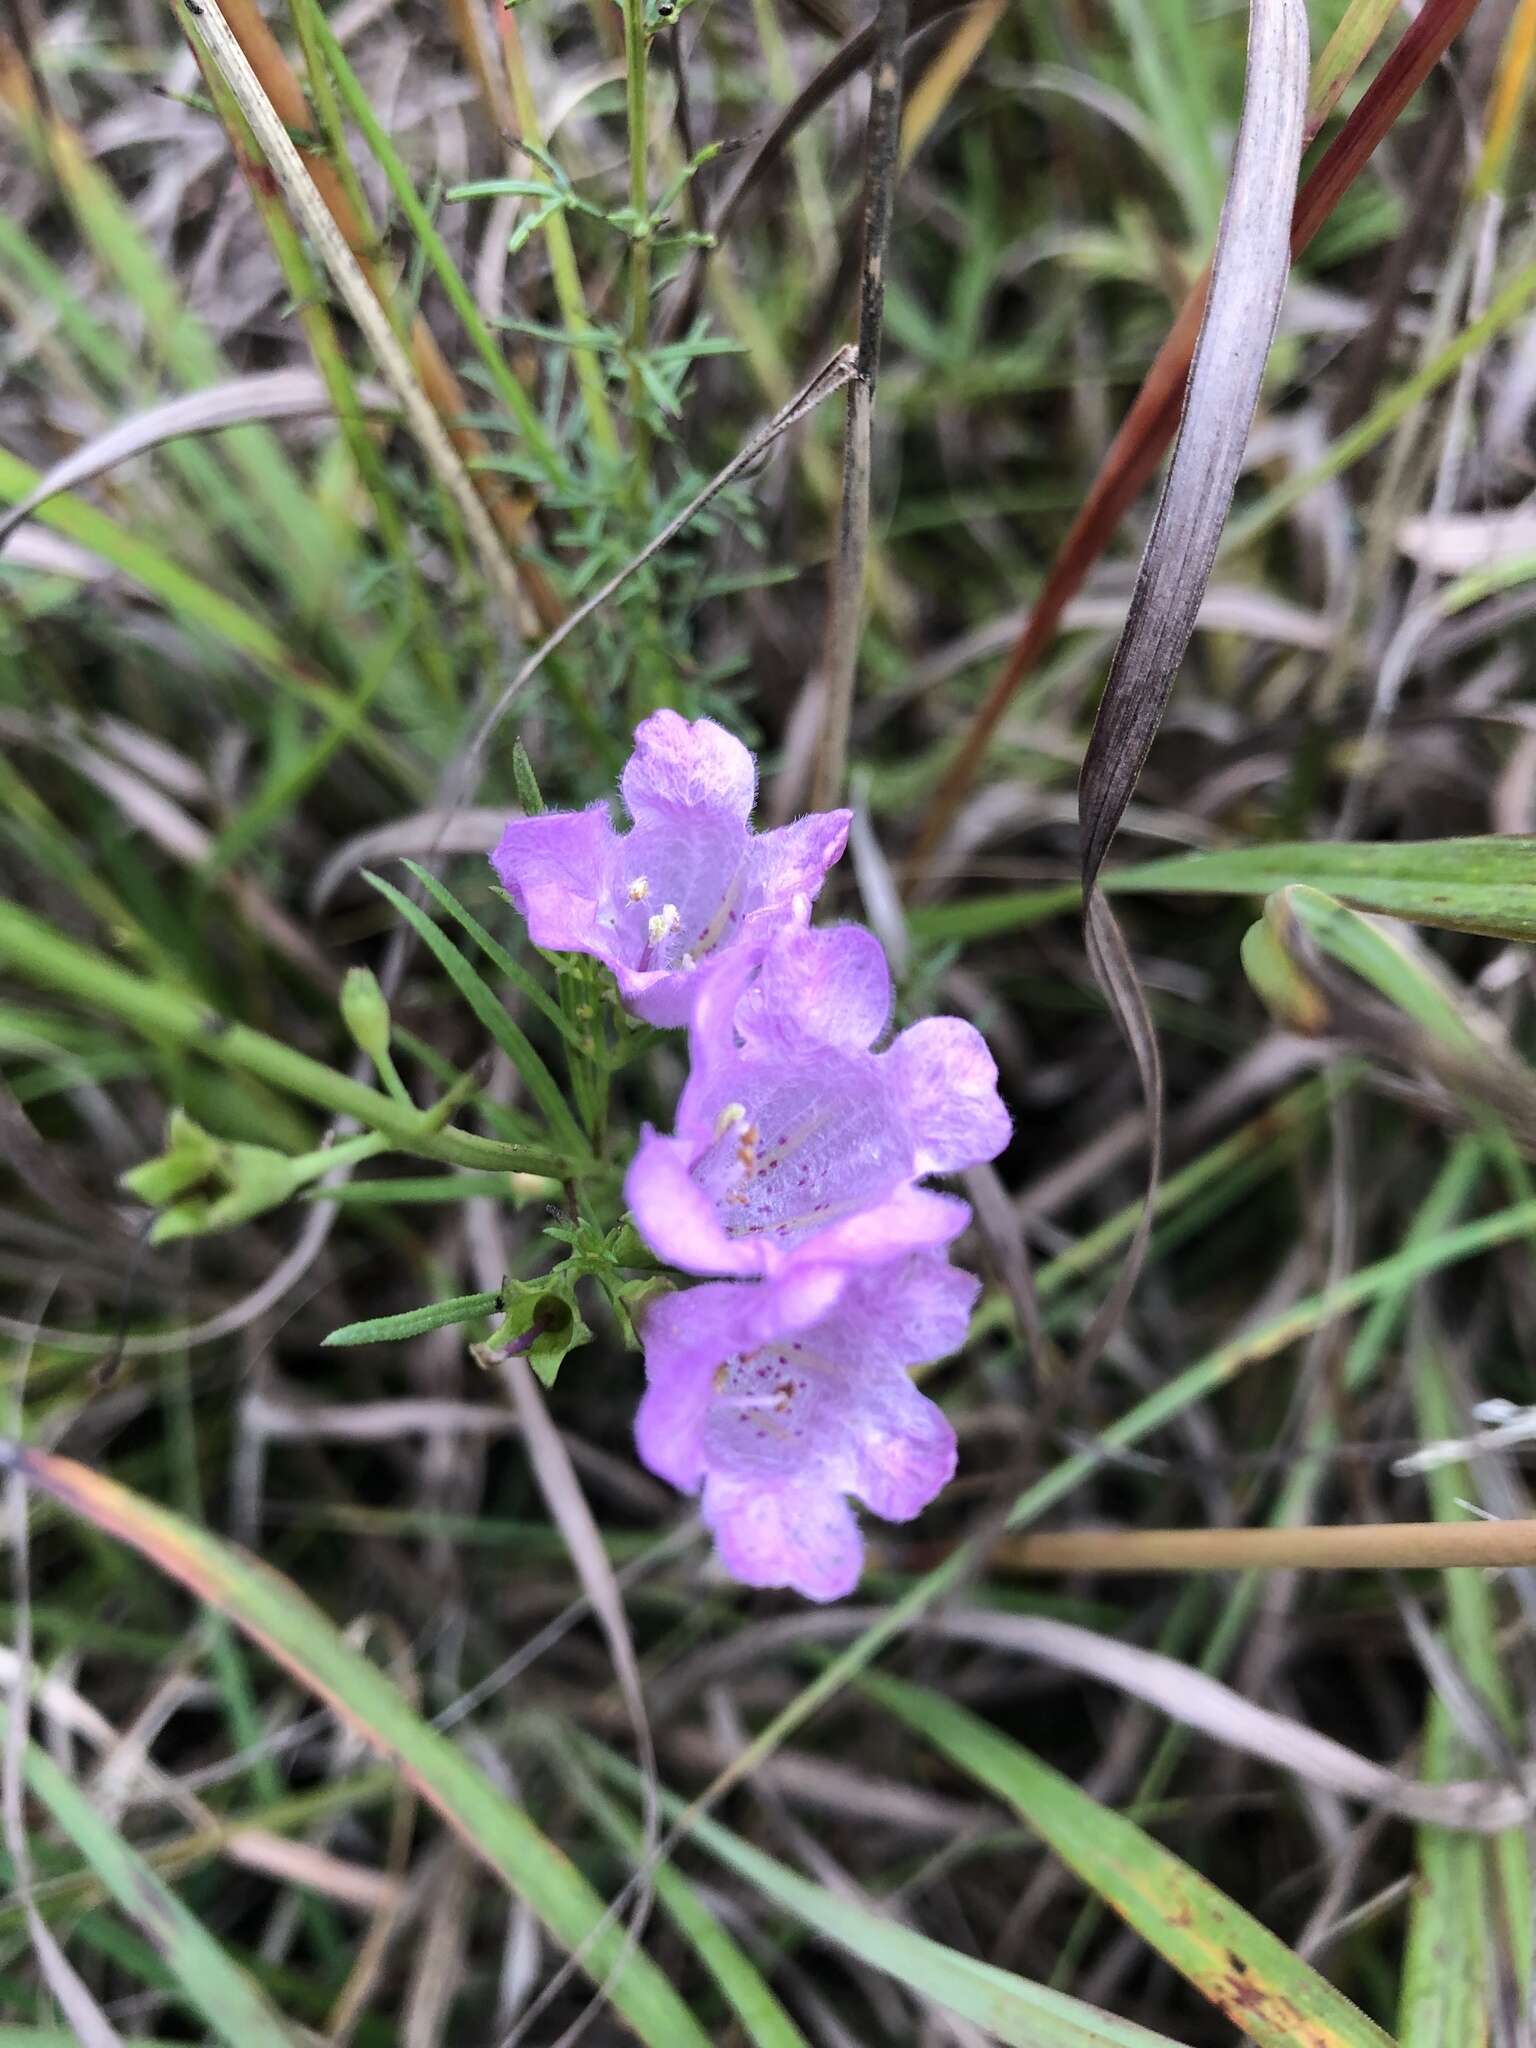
<box><xmin>1124</xmin><ymin>838</ymin><xmax>1536</xmax><ymax>942</ymax></box>
<box><xmin>0</xmin><ymin>370</ymin><xmax>390</xmax><ymax>553</ymax></box>
<box><xmin>11</xmin><ymin>1449</ymin><xmax>711</xmax><ymax>2048</ymax></box>
<box><xmin>867</xmin><ymin>1674</ymin><xmax>1396</xmax><ymax>2048</ymax></box>
<box><xmin>913</xmin><ymin>836</ymin><xmax>1536</xmax><ymax>948</ymax></box>
<box><xmin>323</xmin><ymin>1290</ymin><xmax>501</xmax><ymax>1346</ymax></box>
<box><xmin>401</xmin><ymin>859</ymin><xmax>577</xmax><ymax>1045</ymax></box>
<box><xmin>302</xmin><ymin>0</ymin><xmax>566</xmax><ymax>487</ymax></box>
<box><xmin>0</xmin><ymin>2034</ymin><xmax>184</xmax><ymax>2046</ymax></box>
<box><xmin>0</xmin><ymin>448</ymin><xmax>412</xmax><ymax>789</ymax></box>
<box><xmin>0</xmin><ymin>899</ymin><xmax>549</xmax><ymax>1174</ymax></box>
<box><xmin>1397</xmin><ymin>1706</ymin><xmax>1490</xmax><ymax>2048</ymax></box>
<box><xmin>364</xmin><ymin>869</ymin><xmax>589</xmax><ymax>1158</ymax></box>
<box><xmin>1402</xmin><ymin>1348</ymin><xmax>1533</xmax><ymax>2038</ymax></box>
<box><xmin>310</xmin><ymin>1173</ymin><xmax>553</xmax><ymax>1205</ymax></box>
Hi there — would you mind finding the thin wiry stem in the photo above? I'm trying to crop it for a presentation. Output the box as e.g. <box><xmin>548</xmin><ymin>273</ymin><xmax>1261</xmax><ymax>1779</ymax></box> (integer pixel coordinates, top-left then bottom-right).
<box><xmin>811</xmin><ymin>0</ymin><xmax>907</xmax><ymax>813</ymax></box>
<box><xmin>453</xmin><ymin>347</ymin><xmax>857</xmax><ymax>801</ymax></box>
<box><xmin>497</xmin><ymin>4</ymin><xmax>622</xmax><ymax>464</ymax></box>
<box><xmin>623</xmin><ymin>0</ymin><xmax>653</xmax><ymax>495</ymax></box>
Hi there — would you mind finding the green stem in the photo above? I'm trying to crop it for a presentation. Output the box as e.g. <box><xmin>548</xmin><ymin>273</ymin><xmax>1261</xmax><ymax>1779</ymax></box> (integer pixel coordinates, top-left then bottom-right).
<box><xmin>302</xmin><ymin>0</ymin><xmax>568</xmax><ymax>490</ymax></box>
<box><xmin>499</xmin><ymin>9</ymin><xmax>622</xmax><ymax>463</ymax></box>
<box><xmin>283</xmin><ymin>1130</ymin><xmax>390</xmax><ymax>1184</ymax></box>
<box><xmin>0</xmin><ymin>901</ymin><xmax>564</xmax><ymax>1174</ymax></box>
<box><xmin>623</xmin><ymin>0</ymin><xmax>653</xmax><ymax>492</ymax></box>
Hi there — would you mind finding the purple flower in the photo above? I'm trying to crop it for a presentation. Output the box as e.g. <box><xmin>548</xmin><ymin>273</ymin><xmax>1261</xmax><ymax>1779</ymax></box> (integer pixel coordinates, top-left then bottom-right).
<box><xmin>636</xmin><ymin>1254</ymin><xmax>976</xmax><ymax>1600</ymax></box>
<box><xmin>490</xmin><ymin>711</ymin><xmax>851</xmax><ymax>1027</ymax></box>
<box><xmin>624</xmin><ymin>923</ymin><xmax>1010</xmax><ymax>1279</ymax></box>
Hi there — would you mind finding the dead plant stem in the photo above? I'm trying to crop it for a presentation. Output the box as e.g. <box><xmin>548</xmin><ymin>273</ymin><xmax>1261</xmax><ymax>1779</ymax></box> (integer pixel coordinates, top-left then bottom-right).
<box><xmin>998</xmin><ymin>1518</ymin><xmax>1536</xmax><ymax>1575</ymax></box>
<box><xmin>812</xmin><ymin>0</ymin><xmax>907</xmax><ymax>811</ymax></box>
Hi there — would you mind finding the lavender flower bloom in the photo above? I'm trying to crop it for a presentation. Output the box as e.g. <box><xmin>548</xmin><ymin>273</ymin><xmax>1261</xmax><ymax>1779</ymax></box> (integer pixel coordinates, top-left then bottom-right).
<box><xmin>625</xmin><ymin>923</ymin><xmax>1010</xmax><ymax>1278</ymax></box>
<box><xmin>636</xmin><ymin>1254</ymin><xmax>976</xmax><ymax>1600</ymax></box>
<box><xmin>490</xmin><ymin>711</ymin><xmax>851</xmax><ymax>1027</ymax></box>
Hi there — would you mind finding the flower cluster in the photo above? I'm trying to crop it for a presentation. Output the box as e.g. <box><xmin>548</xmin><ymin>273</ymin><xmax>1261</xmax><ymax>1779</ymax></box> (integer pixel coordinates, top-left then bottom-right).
<box><xmin>492</xmin><ymin>712</ymin><xmax>1008</xmax><ymax>1600</ymax></box>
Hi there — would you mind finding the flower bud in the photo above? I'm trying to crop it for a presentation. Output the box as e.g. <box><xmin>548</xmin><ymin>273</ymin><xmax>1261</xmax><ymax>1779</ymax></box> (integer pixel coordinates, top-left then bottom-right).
<box><xmin>340</xmin><ymin>966</ymin><xmax>393</xmax><ymax>1069</ymax></box>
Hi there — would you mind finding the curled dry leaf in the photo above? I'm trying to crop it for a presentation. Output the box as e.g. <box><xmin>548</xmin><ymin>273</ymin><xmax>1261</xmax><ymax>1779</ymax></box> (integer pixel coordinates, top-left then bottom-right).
<box><xmin>1066</xmin><ymin>0</ymin><xmax>1308</xmax><ymax>1369</ymax></box>
<box><xmin>0</xmin><ymin>370</ymin><xmax>394</xmax><ymax>553</ymax></box>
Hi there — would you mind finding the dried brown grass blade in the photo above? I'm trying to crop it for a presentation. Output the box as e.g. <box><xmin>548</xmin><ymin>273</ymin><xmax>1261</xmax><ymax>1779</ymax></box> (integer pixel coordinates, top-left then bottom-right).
<box><xmin>1077</xmin><ymin>0</ymin><xmax>1307</xmax><ymax>889</ymax></box>
<box><xmin>911</xmin><ymin>0</ymin><xmax>1484</xmax><ymax>872</ymax></box>
<box><xmin>657</xmin><ymin>0</ymin><xmax>969</xmax><ymax>344</ymax></box>
<box><xmin>198</xmin><ymin>0</ymin><xmax>560</xmax><ymax>629</ymax></box>
<box><xmin>1062</xmin><ymin>0</ymin><xmax>1307</xmax><ymax>1371</ymax></box>
<box><xmin>812</xmin><ymin>0</ymin><xmax>909</xmax><ymax>811</ymax></box>
<box><xmin>0</xmin><ymin>371</ymin><xmax>393</xmax><ymax>553</ymax></box>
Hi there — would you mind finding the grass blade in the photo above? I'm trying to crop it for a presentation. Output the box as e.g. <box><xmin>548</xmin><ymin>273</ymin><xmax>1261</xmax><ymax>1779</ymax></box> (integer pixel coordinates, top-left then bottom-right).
<box><xmin>0</xmin><ymin>1709</ymin><xmax>301</xmax><ymax>2047</ymax></box>
<box><xmin>183</xmin><ymin>0</ymin><xmax>528</xmax><ymax>627</ymax></box>
<box><xmin>401</xmin><ymin>859</ymin><xmax>579</xmax><ymax>1045</ymax></box>
<box><xmin>913</xmin><ymin>0</ymin><xmax>1482</xmax><ymax>868</ymax></box>
<box><xmin>0</xmin><ymin>446</ymin><xmax>418</xmax><ymax>793</ymax></box>
<box><xmin>578</xmin><ymin>1737</ymin><xmax>1190</xmax><ymax>2048</ymax></box>
<box><xmin>911</xmin><ymin>835</ymin><xmax>1536</xmax><ymax>945</ymax></box>
<box><xmin>1403</xmin><ymin>1344</ymin><xmax>1534</xmax><ymax>2035</ymax></box>
<box><xmin>364</xmin><ymin>869</ymin><xmax>590</xmax><ymax>1159</ymax></box>
<box><xmin>1077</xmin><ymin>0</ymin><xmax>1307</xmax><ymax>887</ymax></box>
<box><xmin>0</xmin><ymin>370</ymin><xmax>387</xmax><ymax>553</ymax></box>
<box><xmin>867</xmin><ymin>1673</ymin><xmax>1396</xmax><ymax>2048</ymax></box>
<box><xmin>11</xmin><ymin>1447</ymin><xmax>712</xmax><ymax>2048</ymax></box>
<box><xmin>559</xmin><ymin>1750</ymin><xmax>812</xmax><ymax>2048</ymax></box>
<box><xmin>297</xmin><ymin>0</ymin><xmax>566</xmax><ymax>490</ymax></box>
<box><xmin>0</xmin><ymin>898</ymin><xmax>559</xmax><ymax>1173</ymax></box>
<box><xmin>1066</xmin><ymin>0</ymin><xmax>1307</xmax><ymax>1367</ymax></box>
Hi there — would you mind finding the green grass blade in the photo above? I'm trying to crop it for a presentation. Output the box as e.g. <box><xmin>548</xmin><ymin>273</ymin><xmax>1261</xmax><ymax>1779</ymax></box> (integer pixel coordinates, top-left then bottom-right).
<box><xmin>1307</xmin><ymin>0</ymin><xmax>1402</xmax><ymax>131</ymax></box>
<box><xmin>866</xmin><ymin>1673</ymin><xmax>1395</xmax><ymax>2048</ymax></box>
<box><xmin>0</xmin><ymin>447</ymin><xmax>419</xmax><ymax>794</ymax></box>
<box><xmin>0</xmin><ymin>2034</ymin><xmax>183</xmax><ymax>2046</ymax></box>
<box><xmin>912</xmin><ymin>836</ymin><xmax>1536</xmax><ymax>945</ymax></box>
<box><xmin>0</xmin><ymin>1708</ymin><xmax>301</xmax><ymax>2047</ymax></box>
<box><xmin>38</xmin><ymin>120</ymin><xmax>343</xmax><ymax>600</ymax></box>
<box><xmin>401</xmin><ymin>859</ymin><xmax>579</xmax><ymax>1044</ymax></box>
<box><xmin>560</xmin><ymin>1750</ymin><xmax>812</xmax><ymax>2048</ymax></box>
<box><xmin>0</xmin><ymin>897</ymin><xmax>565</xmax><ymax>1174</ymax></box>
<box><xmin>577</xmin><ymin>1736</ymin><xmax>1191</xmax><ymax>2047</ymax></box>
<box><xmin>298</xmin><ymin>0</ymin><xmax>567</xmax><ymax>490</ymax></box>
<box><xmin>364</xmin><ymin>870</ymin><xmax>591</xmax><ymax>1158</ymax></box>
<box><xmin>1406</xmin><ymin>1346</ymin><xmax>1533</xmax><ymax>2028</ymax></box>
<box><xmin>624</xmin><ymin>1185</ymin><xmax>1536</xmax><ymax>1951</ymax></box>
<box><xmin>14</xmin><ymin>1448</ymin><xmax>712</xmax><ymax>2048</ymax></box>
<box><xmin>1397</xmin><ymin>1699</ymin><xmax>1490</xmax><ymax>2048</ymax></box>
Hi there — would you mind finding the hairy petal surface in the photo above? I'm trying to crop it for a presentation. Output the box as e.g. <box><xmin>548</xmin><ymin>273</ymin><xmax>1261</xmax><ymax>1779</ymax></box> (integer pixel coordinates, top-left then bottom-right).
<box><xmin>625</xmin><ymin>925</ymin><xmax>1009</xmax><ymax>1276</ymax></box>
<box><xmin>636</xmin><ymin>1255</ymin><xmax>975</xmax><ymax>1600</ymax></box>
<box><xmin>491</xmin><ymin>713</ymin><xmax>850</xmax><ymax>1025</ymax></box>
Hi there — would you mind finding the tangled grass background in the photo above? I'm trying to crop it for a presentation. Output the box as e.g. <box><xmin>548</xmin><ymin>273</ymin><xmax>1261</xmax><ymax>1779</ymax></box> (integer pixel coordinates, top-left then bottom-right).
<box><xmin>4</xmin><ymin>0</ymin><xmax>1536</xmax><ymax>2040</ymax></box>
